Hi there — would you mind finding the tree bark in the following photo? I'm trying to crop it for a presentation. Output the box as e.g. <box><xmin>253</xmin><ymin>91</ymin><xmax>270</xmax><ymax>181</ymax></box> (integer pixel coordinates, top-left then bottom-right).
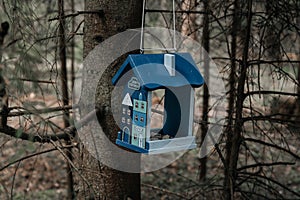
<box><xmin>58</xmin><ymin>0</ymin><xmax>75</xmax><ymax>199</ymax></box>
<box><xmin>0</xmin><ymin>22</ymin><xmax>9</xmax><ymax>128</ymax></box>
<box><xmin>58</xmin><ymin>0</ymin><xmax>70</xmax><ymax>128</ymax></box>
<box><xmin>75</xmin><ymin>0</ymin><xmax>142</xmax><ymax>199</ymax></box>
<box><xmin>223</xmin><ymin>0</ymin><xmax>240</xmax><ymax>198</ymax></box>
<box><xmin>224</xmin><ymin>0</ymin><xmax>253</xmax><ymax>199</ymax></box>
<box><xmin>199</xmin><ymin>0</ymin><xmax>210</xmax><ymax>181</ymax></box>
<box><xmin>297</xmin><ymin>16</ymin><xmax>300</xmax><ymax>123</ymax></box>
<box><xmin>71</xmin><ymin>0</ymin><xmax>76</xmax><ymax>91</ymax></box>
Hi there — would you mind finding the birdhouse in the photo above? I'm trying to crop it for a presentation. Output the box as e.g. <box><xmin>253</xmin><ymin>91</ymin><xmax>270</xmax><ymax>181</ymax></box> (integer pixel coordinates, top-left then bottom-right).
<box><xmin>112</xmin><ymin>53</ymin><xmax>204</xmax><ymax>154</ymax></box>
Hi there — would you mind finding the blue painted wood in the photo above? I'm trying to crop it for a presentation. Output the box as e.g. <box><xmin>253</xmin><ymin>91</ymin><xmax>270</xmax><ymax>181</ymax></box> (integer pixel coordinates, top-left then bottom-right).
<box><xmin>117</xmin><ymin>136</ymin><xmax>197</xmax><ymax>154</ymax></box>
<box><xmin>112</xmin><ymin>53</ymin><xmax>204</xmax><ymax>90</ymax></box>
<box><xmin>160</xmin><ymin>88</ymin><xmax>181</xmax><ymax>137</ymax></box>
<box><xmin>113</xmin><ymin>53</ymin><xmax>204</xmax><ymax>153</ymax></box>
<box><xmin>170</xmin><ymin>85</ymin><xmax>194</xmax><ymax>138</ymax></box>
<box><xmin>116</xmin><ymin>139</ymin><xmax>149</xmax><ymax>153</ymax></box>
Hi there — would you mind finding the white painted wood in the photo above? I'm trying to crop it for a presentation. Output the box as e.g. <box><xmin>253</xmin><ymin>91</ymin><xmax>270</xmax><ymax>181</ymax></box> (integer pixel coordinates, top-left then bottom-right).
<box><xmin>188</xmin><ymin>89</ymin><xmax>195</xmax><ymax>136</ymax></box>
<box><xmin>164</xmin><ymin>54</ymin><xmax>175</xmax><ymax>76</ymax></box>
<box><xmin>146</xmin><ymin>91</ymin><xmax>152</xmax><ymax>141</ymax></box>
<box><xmin>147</xmin><ymin>136</ymin><xmax>197</xmax><ymax>154</ymax></box>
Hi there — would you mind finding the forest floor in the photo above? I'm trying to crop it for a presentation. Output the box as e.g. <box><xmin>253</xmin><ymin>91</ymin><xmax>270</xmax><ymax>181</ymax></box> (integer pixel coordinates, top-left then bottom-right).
<box><xmin>0</xmin><ymin>135</ymin><xmax>224</xmax><ymax>200</ymax></box>
<box><xmin>1</xmin><ymin>127</ymin><xmax>300</xmax><ymax>199</ymax></box>
<box><xmin>0</xmin><ymin>92</ymin><xmax>300</xmax><ymax>199</ymax></box>
<box><xmin>0</xmin><ymin>137</ymin><xmax>68</xmax><ymax>199</ymax></box>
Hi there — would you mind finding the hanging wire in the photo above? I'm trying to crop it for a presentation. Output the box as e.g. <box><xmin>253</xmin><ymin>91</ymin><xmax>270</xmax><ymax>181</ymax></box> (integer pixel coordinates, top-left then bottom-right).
<box><xmin>172</xmin><ymin>0</ymin><xmax>176</xmax><ymax>51</ymax></box>
<box><xmin>140</xmin><ymin>0</ymin><xmax>177</xmax><ymax>53</ymax></box>
<box><xmin>140</xmin><ymin>0</ymin><xmax>146</xmax><ymax>53</ymax></box>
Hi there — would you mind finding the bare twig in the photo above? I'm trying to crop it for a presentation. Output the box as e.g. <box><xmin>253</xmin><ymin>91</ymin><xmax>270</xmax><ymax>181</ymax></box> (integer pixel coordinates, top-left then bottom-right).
<box><xmin>142</xmin><ymin>183</ymin><xmax>189</xmax><ymax>199</ymax></box>
<box><xmin>145</xmin><ymin>9</ymin><xmax>207</xmax><ymax>14</ymax></box>
<box><xmin>8</xmin><ymin>105</ymin><xmax>77</xmax><ymax>117</ymax></box>
<box><xmin>9</xmin><ymin>78</ymin><xmax>56</xmax><ymax>84</ymax></box>
<box><xmin>244</xmin><ymin>137</ymin><xmax>300</xmax><ymax>160</ymax></box>
<box><xmin>245</xmin><ymin>90</ymin><xmax>300</xmax><ymax>98</ymax></box>
<box><xmin>248</xmin><ymin>59</ymin><xmax>300</xmax><ymax>65</ymax></box>
<box><xmin>237</xmin><ymin>161</ymin><xmax>295</xmax><ymax>171</ymax></box>
<box><xmin>243</xmin><ymin>115</ymin><xmax>300</xmax><ymax>124</ymax></box>
<box><xmin>10</xmin><ymin>161</ymin><xmax>21</xmax><ymax>200</ymax></box>
<box><xmin>0</xmin><ymin>145</ymin><xmax>75</xmax><ymax>171</ymax></box>
<box><xmin>239</xmin><ymin>172</ymin><xmax>300</xmax><ymax>197</ymax></box>
<box><xmin>48</xmin><ymin>10</ymin><xmax>103</xmax><ymax>21</ymax></box>
<box><xmin>0</xmin><ymin>125</ymin><xmax>72</xmax><ymax>142</ymax></box>
<box><xmin>1</xmin><ymin>109</ymin><xmax>97</xmax><ymax>143</ymax></box>
<box><xmin>49</xmin><ymin>140</ymin><xmax>99</xmax><ymax>197</ymax></box>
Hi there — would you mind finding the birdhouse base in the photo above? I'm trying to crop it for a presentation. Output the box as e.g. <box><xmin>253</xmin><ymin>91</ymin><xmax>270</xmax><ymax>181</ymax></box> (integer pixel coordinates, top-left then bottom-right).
<box><xmin>116</xmin><ymin>135</ymin><xmax>197</xmax><ymax>154</ymax></box>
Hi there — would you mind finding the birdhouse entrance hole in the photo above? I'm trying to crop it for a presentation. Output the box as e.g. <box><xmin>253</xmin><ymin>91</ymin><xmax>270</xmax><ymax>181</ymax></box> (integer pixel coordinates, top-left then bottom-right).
<box><xmin>150</xmin><ymin>90</ymin><xmax>165</xmax><ymax>138</ymax></box>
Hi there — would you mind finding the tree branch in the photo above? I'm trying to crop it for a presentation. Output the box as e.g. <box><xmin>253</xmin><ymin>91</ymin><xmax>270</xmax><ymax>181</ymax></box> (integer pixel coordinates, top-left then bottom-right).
<box><xmin>237</xmin><ymin>161</ymin><xmax>295</xmax><ymax>171</ymax></box>
<box><xmin>142</xmin><ymin>183</ymin><xmax>189</xmax><ymax>199</ymax></box>
<box><xmin>48</xmin><ymin>10</ymin><xmax>103</xmax><ymax>21</ymax></box>
<box><xmin>244</xmin><ymin>90</ymin><xmax>300</xmax><ymax>99</ymax></box>
<box><xmin>244</xmin><ymin>137</ymin><xmax>300</xmax><ymax>160</ymax></box>
<box><xmin>0</xmin><ymin>125</ymin><xmax>73</xmax><ymax>143</ymax></box>
<box><xmin>239</xmin><ymin>171</ymin><xmax>300</xmax><ymax>197</ymax></box>
<box><xmin>248</xmin><ymin>59</ymin><xmax>300</xmax><ymax>65</ymax></box>
<box><xmin>243</xmin><ymin>115</ymin><xmax>300</xmax><ymax>124</ymax></box>
<box><xmin>9</xmin><ymin>78</ymin><xmax>56</xmax><ymax>84</ymax></box>
<box><xmin>8</xmin><ymin>105</ymin><xmax>77</xmax><ymax>117</ymax></box>
<box><xmin>145</xmin><ymin>9</ymin><xmax>207</xmax><ymax>15</ymax></box>
<box><xmin>1</xmin><ymin>109</ymin><xmax>97</xmax><ymax>143</ymax></box>
<box><xmin>0</xmin><ymin>145</ymin><xmax>76</xmax><ymax>171</ymax></box>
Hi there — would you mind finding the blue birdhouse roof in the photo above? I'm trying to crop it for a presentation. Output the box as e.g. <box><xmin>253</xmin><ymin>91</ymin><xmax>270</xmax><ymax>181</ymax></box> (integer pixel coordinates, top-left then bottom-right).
<box><xmin>112</xmin><ymin>53</ymin><xmax>204</xmax><ymax>90</ymax></box>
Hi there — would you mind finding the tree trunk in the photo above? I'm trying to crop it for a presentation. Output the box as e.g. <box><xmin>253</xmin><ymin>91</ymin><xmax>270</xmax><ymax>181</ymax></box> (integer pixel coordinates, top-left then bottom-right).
<box><xmin>224</xmin><ymin>0</ymin><xmax>253</xmax><ymax>199</ymax></box>
<box><xmin>199</xmin><ymin>0</ymin><xmax>210</xmax><ymax>181</ymax></box>
<box><xmin>0</xmin><ymin>22</ymin><xmax>9</xmax><ymax>128</ymax></box>
<box><xmin>58</xmin><ymin>0</ymin><xmax>75</xmax><ymax>199</ymax></box>
<box><xmin>75</xmin><ymin>0</ymin><xmax>142</xmax><ymax>199</ymax></box>
<box><xmin>297</xmin><ymin>16</ymin><xmax>300</xmax><ymax>125</ymax></box>
<box><xmin>71</xmin><ymin>0</ymin><xmax>76</xmax><ymax>91</ymax></box>
<box><xmin>223</xmin><ymin>0</ymin><xmax>240</xmax><ymax>198</ymax></box>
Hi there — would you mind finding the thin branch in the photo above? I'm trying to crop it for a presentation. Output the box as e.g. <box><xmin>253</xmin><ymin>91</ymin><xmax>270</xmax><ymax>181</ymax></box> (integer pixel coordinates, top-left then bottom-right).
<box><xmin>0</xmin><ymin>181</ymin><xmax>9</xmax><ymax>199</ymax></box>
<box><xmin>67</xmin><ymin>19</ymin><xmax>84</xmax><ymax>43</ymax></box>
<box><xmin>145</xmin><ymin>9</ymin><xmax>207</xmax><ymax>14</ymax></box>
<box><xmin>48</xmin><ymin>10</ymin><xmax>103</xmax><ymax>21</ymax></box>
<box><xmin>237</xmin><ymin>161</ymin><xmax>295</xmax><ymax>171</ymax></box>
<box><xmin>0</xmin><ymin>125</ymin><xmax>72</xmax><ymax>143</ymax></box>
<box><xmin>243</xmin><ymin>115</ymin><xmax>300</xmax><ymax>124</ymax></box>
<box><xmin>141</xmin><ymin>183</ymin><xmax>189</xmax><ymax>199</ymax></box>
<box><xmin>245</xmin><ymin>90</ymin><xmax>300</xmax><ymax>98</ymax></box>
<box><xmin>1</xmin><ymin>109</ymin><xmax>97</xmax><ymax>143</ymax></box>
<box><xmin>239</xmin><ymin>171</ymin><xmax>300</xmax><ymax>197</ymax></box>
<box><xmin>244</xmin><ymin>137</ymin><xmax>300</xmax><ymax>160</ymax></box>
<box><xmin>212</xmin><ymin>57</ymin><xmax>300</xmax><ymax>65</ymax></box>
<box><xmin>5</xmin><ymin>38</ymin><xmax>22</xmax><ymax>48</ymax></box>
<box><xmin>248</xmin><ymin>59</ymin><xmax>300</xmax><ymax>65</ymax></box>
<box><xmin>8</xmin><ymin>105</ymin><xmax>76</xmax><ymax>117</ymax></box>
<box><xmin>0</xmin><ymin>145</ymin><xmax>75</xmax><ymax>171</ymax></box>
<box><xmin>49</xmin><ymin>140</ymin><xmax>99</xmax><ymax>197</ymax></box>
<box><xmin>10</xmin><ymin>161</ymin><xmax>20</xmax><ymax>200</ymax></box>
<box><xmin>9</xmin><ymin>78</ymin><xmax>56</xmax><ymax>84</ymax></box>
